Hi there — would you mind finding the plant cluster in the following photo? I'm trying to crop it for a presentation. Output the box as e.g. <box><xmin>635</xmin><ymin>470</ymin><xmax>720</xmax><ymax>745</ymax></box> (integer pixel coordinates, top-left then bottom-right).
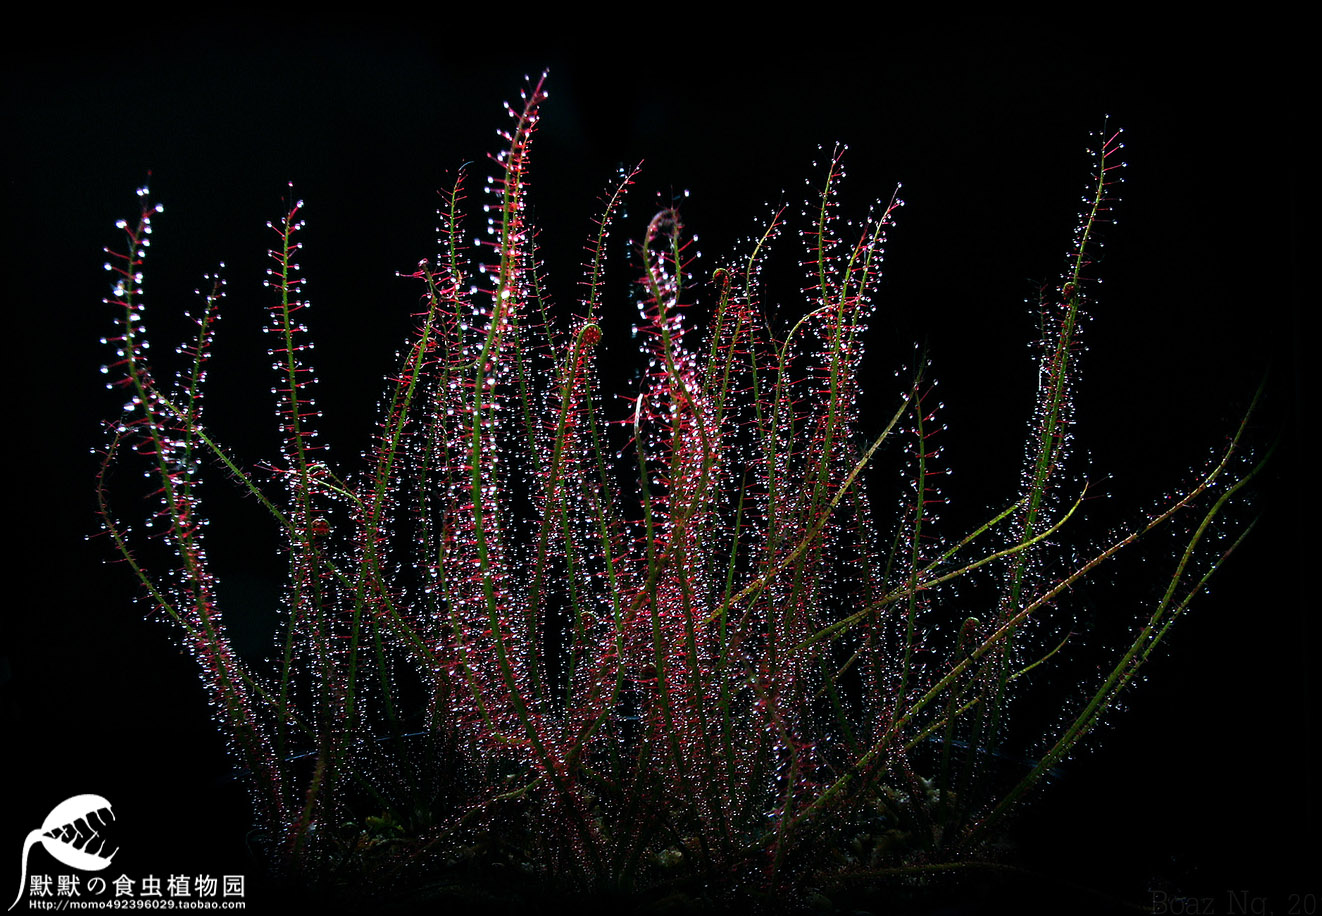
<box><xmin>94</xmin><ymin>74</ymin><xmax>1267</xmax><ymax>908</ymax></box>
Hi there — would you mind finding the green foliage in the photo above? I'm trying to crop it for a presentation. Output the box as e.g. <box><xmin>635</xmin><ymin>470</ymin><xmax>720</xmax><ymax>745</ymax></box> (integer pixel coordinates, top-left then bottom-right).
<box><xmin>94</xmin><ymin>73</ymin><xmax>1268</xmax><ymax>907</ymax></box>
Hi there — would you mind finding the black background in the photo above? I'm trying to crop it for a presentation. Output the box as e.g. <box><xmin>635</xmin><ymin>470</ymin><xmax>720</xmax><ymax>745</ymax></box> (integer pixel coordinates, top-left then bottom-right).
<box><xmin>4</xmin><ymin>18</ymin><xmax>1310</xmax><ymax>913</ymax></box>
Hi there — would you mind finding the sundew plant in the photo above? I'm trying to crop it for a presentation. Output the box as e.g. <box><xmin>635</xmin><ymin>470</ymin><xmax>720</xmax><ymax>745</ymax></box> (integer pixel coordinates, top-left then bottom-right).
<box><xmin>93</xmin><ymin>73</ymin><xmax>1269</xmax><ymax>908</ymax></box>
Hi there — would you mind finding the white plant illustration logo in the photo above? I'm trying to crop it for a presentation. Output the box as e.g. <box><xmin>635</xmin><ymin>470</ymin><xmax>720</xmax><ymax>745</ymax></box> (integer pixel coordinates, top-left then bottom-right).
<box><xmin>9</xmin><ymin>794</ymin><xmax>117</xmax><ymax>911</ymax></box>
